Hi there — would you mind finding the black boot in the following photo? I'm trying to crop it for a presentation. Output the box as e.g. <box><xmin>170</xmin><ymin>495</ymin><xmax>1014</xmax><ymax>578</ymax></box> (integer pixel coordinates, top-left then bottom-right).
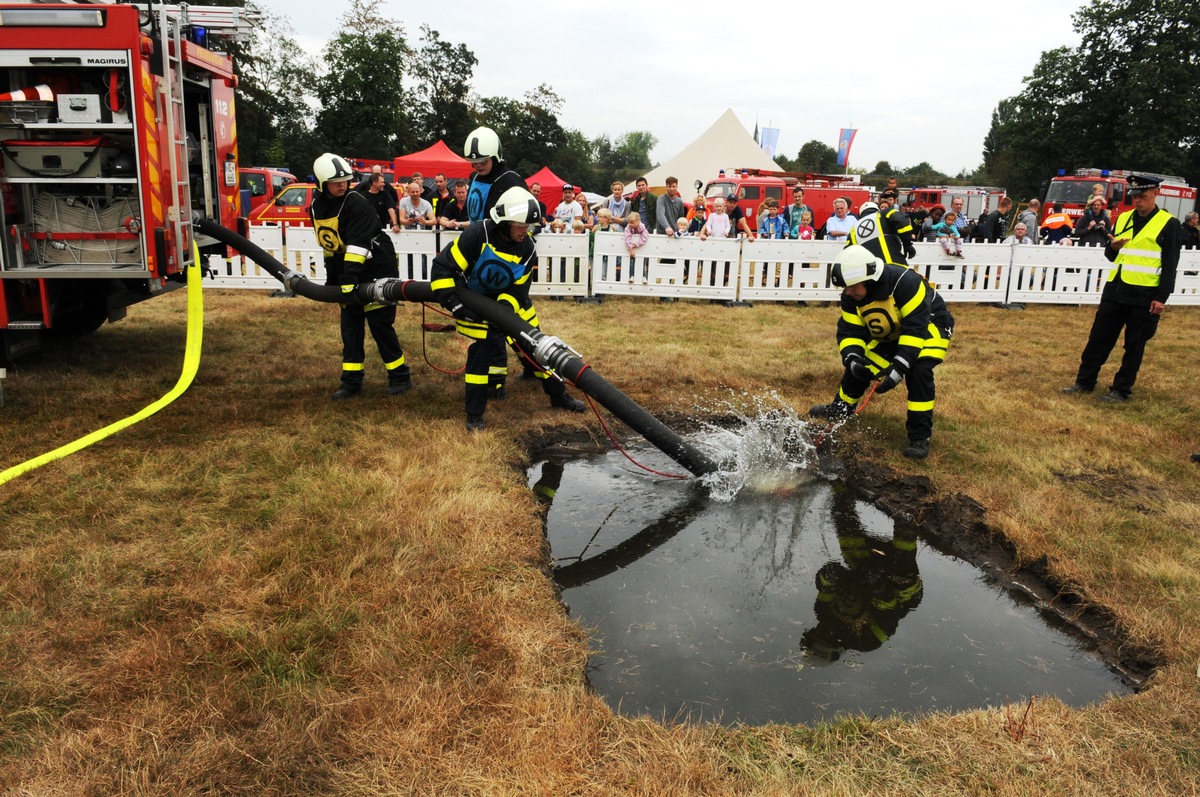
<box><xmin>465</xmin><ymin>415</ymin><xmax>486</xmax><ymax>431</ymax></box>
<box><xmin>550</xmin><ymin>392</ymin><xmax>586</xmax><ymax>413</ymax></box>
<box><xmin>387</xmin><ymin>379</ymin><xmax>412</xmax><ymax>396</ymax></box>
<box><xmin>809</xmin><ymin>399</ymin><xmax>852</xmax><ymax>420</ymax></box>
<box><xmin>902</xmin><ymin>439</ymin><xmax>931</xmax><ymax>459</ymax></box>
<box><xmin>332</xmin><ymin>384</ymin><xmax>361</xmax><ymax>401</ymax></box>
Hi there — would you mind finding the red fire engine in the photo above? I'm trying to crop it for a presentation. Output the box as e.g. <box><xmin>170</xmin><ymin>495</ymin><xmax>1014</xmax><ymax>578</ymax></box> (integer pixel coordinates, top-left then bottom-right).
<box><xmin>1044</xmin><ymin>168</ymin><xmax>1197</xmax><ymax>221</ymax></box>
<box><xmin>703</xmin><ymin>169</ymin><xmax>872</xmax><ymax>232</ymax></box>
<box><xmin>0</xmin><ymin>1</ymin><xmax>249</xmax><ymax>369</ymax></box>
<box><xmin>899</xmin><ymin>186</ymin><xmax>1007</xmax><ymax>222</ymax></box>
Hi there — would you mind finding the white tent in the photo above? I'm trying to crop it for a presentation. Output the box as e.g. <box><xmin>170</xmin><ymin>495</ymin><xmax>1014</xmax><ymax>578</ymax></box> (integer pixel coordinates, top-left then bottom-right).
<box><xmin>636</xmin><ymin>109</ymin><xmax>782</xmax><ymax>196</ymax></box>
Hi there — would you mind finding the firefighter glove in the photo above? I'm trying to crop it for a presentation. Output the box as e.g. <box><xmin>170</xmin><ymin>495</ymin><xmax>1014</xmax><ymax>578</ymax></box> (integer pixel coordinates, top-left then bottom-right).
<box><xmin>439</xmin><ymin>292</ymin><xmax>477</xmax><ymax>323</ymax></box>
<box><xmin>844</xmin><ymin>353</ymin><xmax>873</xmax><ymax>383</ymax></box>
<box><xmin>875</xmin><ymin>365</ymin><xmax>904</xmax><ymax>394</ymax></box>
<box><xmin>340</xmin><ymin>284</ymin><xmax>365</xmax><ymax>309</ymax></box>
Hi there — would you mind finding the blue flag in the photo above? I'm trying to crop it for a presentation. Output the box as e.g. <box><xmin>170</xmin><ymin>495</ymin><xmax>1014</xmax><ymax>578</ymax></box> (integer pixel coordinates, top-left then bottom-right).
<box><xmin>836</xmin><ymin>128</ymin><xmax>857</xmax><ymax>168</ymax></box>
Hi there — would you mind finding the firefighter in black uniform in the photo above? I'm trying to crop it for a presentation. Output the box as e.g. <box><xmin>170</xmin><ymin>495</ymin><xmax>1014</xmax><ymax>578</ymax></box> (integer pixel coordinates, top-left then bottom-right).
<box><xmin>430</xmin><ymin>186</ymin><xmax>586</xmax><ymax>430</ymax></box>
<box><xmin>848</xmin><ymin>192</ymin><xmax>917</xmax><ymax>266</ymax></box>
<box><xmin>800</xmin><ymin>481</ymin><xmax>923</xmax><ymax>663</ymax></box>
<box><xmin>810</xmin><ymin>245</ymin><xmax>954</xmax><ymax>459</ymax></box>
<box><xmin>310</xmin><ymin>153</ymin><xmax>412</xmax><ymax>401</ymax></box>
<box><xmin>1063</xmin><ymin>173</ymin><xmax>1182</xmax><ymax>402</ymax></box>
<box><xmin>463</xmin><ymin>126</ymin><xmax>528</xmax><ymax>223</ymax></box>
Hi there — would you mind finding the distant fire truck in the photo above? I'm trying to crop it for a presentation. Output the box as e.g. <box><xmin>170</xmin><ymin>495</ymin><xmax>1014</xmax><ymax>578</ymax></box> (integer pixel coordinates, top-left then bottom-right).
<box><xmin>899</xmin><ymin>186</ymin><xmax>1008</xmax><ymax>223</ymax></box>
<box><xmin>1044</xmin><ymin>168</ymin><xmax>1196</xmax><ymax>221</ymax></box>
<box><xmin>0</xmin><ymin>1</ymin><xmax>252</xmax><ymax>370</ymax></box>
<box><xmin>703</xmin><ymin>169</ymin><xmax>872</xmax><ymax>232</ymax></box>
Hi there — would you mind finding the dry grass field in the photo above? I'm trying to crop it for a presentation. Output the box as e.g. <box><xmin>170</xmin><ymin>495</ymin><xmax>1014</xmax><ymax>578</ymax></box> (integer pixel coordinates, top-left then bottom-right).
<box><xmin>1</xmin><ymin>284</ymin><xmax>1198</xmax><ymax>795</ymax></box>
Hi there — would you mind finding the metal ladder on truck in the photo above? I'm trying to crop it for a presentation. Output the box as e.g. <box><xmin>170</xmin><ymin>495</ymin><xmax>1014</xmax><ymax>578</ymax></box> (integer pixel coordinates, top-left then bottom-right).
<box><xmin>149</xmin><ymin>2</ymin><xmax>253</xmax><ymax>276</ymax></box>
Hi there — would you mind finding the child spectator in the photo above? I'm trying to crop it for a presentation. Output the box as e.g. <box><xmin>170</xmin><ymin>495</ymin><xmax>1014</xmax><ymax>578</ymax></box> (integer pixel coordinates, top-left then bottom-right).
<box><xmin>759</xmin><ymin>204</ymin><xmax>788</xmax><ymax>239</ymax></box>
<box><xmin>687</xmin><ymin>194</ymin><xmax>708</xmax><ymax>234</ymax></box>
<box><xmin>794</xmin><ymin>210</ymin><xmax>815</xmax><ymax>240</ymax></box>
<box><xmin>624</xmin><ymin>210</ymin><xmax>650</xmax><ymax>283</ymax></box>
<box><xmin>594</xmin><ymin>208</ymin><xmax>620</xmax><ymax>281</ymax></box>
<box><xmin>675</xmin><ymin>217</ymin><xmax>691</xmax><ymax>237</ymax></box>
<box><xmin>932</xmin><ymin>211</ymin><xmax>965</xmax><ymax>257</ymax></box>
<box><xmin>604</xmin><ymin>181</ymin><xmax>628</xmax><ymax>229</ymax></box>
<box><xmin>700</xmin><ymin>198</ymin><xmax>731</xmax><ymax>240</ymax></box>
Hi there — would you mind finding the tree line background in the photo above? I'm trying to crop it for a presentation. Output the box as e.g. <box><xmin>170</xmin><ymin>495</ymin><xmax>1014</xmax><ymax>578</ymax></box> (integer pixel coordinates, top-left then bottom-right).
<box><xmin>212</xmin><ymin>0</ymin><xmax>1197</xmax><ymax>202</ymax></box>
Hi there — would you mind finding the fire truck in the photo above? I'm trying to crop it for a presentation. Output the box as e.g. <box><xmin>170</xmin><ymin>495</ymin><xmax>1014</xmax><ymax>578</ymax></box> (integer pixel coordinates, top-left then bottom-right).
<box><xmin>702</xmin><ymin>169</ymin><xmax>872</xmax><ymax>232</ymax></box>
<box><xmin>1043</xmin><ymin>168</ymin><xmax>1197</xmax><ymax>222</ymax></box>
<box><xmin>0</xmin><ymin>1</ymin><xmax>251</xmax><ymax>371</ymax></box>
<box><xmin>899</xmin><ymin>186</ymin><xmax>1007</xmax><ymax>223</ymax></box>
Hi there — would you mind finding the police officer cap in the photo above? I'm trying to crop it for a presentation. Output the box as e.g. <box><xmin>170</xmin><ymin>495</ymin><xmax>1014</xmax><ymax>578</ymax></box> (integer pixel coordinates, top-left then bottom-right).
<box><xmin>1127</xmin><ymin>174</ymin><xmax>1162</xmax><ymax>194</ymax></box>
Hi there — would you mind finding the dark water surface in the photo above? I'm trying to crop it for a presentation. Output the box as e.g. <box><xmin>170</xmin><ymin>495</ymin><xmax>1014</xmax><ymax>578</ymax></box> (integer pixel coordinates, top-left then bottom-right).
<box><xmin>530</xmin><ymin>443</ymin><xmax>1132</xmax><ymax>726</ymax></box>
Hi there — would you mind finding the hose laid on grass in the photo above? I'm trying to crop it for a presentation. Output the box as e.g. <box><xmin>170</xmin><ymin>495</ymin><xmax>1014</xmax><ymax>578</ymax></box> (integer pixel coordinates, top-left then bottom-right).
<box><xmin>195</xmin><ymin>219</ymin><xmax>720</xmax><ymax>477</ymax></box>
<box><xmin>0</xmin><ymin>243</ymin><xmax>204</xmax><ymax>487</ymax></box>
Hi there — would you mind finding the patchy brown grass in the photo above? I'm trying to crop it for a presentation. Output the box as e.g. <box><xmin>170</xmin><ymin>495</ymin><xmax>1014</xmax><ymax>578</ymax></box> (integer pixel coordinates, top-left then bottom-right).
<box><xmin>2</xmin><ymin>290</ymin><xmax>1199</xmax><ymax>795</ymax></box>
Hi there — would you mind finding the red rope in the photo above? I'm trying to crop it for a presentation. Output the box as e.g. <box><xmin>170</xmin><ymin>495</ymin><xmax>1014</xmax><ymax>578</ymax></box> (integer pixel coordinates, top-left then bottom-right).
<box><xmin>418</xmin><ymin>303</ymin><xmax>467</xmax><ymax>375</ymax></box>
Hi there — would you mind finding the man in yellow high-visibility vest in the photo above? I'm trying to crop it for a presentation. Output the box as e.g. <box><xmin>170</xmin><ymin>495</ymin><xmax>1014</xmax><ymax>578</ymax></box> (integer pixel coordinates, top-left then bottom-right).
<box><xmin>1063</xmin><ymin>173</ymin><xmax>1183</xmax><ymax>402</ymax></box>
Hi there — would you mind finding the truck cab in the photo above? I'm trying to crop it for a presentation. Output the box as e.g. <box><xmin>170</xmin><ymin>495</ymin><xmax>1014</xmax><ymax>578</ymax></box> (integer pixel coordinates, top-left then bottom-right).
<box><xmin>239</xmin><ymin>167</ymin><xmax>295</xmax><ymax>217</ymax></box>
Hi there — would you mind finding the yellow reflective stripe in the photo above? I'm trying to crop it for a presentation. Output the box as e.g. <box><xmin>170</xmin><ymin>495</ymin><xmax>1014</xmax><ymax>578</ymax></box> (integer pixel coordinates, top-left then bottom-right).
<box><xmin>898</xmin><ymin>334</ymin><xmax>925</xmax><ymax>348</ymax></box>
<box><xmin>456</xmin><ymin>320</ymin><xmax>489</xmax><ymax>339</ymax></box>
<box><xmin>841</xmin><ymin>311</ymin><xmax>866</xmax><ymax>326</ymax></box>
<box><xmin>920</xmin><ymin>348</ymin><xmax>947</xmax><ymax>362</ymax></box>
<box><xmin>364</xmin><ymin>302</ymin><xmax>388</xmax><ymax>312</ymax></box>
<box><xmin>837</xmin><ymin>387</ymin><xmax>861</xmax><ymax>405</ymax></box>
<box><xmin>465</xmin><ymin>373</ymin><xmax>489</xmax><ymax>385</ymax></box>
<box><xmin>344</xmin><ymin>252</ymin><xmax>367</xmax><ymax>265</ymax></box>
<box><xmin>430</xmin><ymin>277</ymin><xmax>457</xmax><ymax>291</ymax></box>
<box><xmin>865</xmin><ymin>348</ymin><xmax>890</xmax><ymax>367</ymax></box>
<box><xmin>893</xmin><ymin>538</ymin><xmax>917</xmax><ymax>551</ymax></box>
<box><xmin>342</xmin><ymin>362</ymin><xmax>365</xmax><ymax>372</ymax></box>
<box><xmin>450</xmin><ymin>238</ymin><xmax>469</xmax><ymax>270</ymax></box>
<box><xmin>907</xmin><ymin>399</ymin><xmax>934</xmax><ymax>412</ymax></box>
<box><xmin>899</xmin><ymin>281</ymin><xmax>926</xmax><ymax>316</ymax></box>
<box><xmin>384</xmin><ymin>356</ymin><xmax>406</xmax><ymax>370</ymax></box>
<box><xmin>488</xmin><ymin>366</ymin><xmax>507</xmax><ymax>376</ymax></box>
<box><xmin>840</xmin><ymin>337</ymin><xmax>867</xmax><ymax>352</ymax></box>
<box><xmin>496</xmin><ymin>294</ymin><xmax>519</xmax><ymax>312</ymax></box>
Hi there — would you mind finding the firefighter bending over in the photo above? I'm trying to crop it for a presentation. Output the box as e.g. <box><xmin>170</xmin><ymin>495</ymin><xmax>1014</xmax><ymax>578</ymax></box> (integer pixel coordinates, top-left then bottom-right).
<box><xmin>430</xmin><ymin>186</ymin><xmax>586</xmax><ymax>431</ymax></box>
<box><xmin>310</xmin><ymin>153</ymin><xmax>412</xmax><ymax>401</ymax></box>
<box><xmin>810</xmin><ymin>245</ymin><xmax>954</xmax><ymax>459</ymax></box>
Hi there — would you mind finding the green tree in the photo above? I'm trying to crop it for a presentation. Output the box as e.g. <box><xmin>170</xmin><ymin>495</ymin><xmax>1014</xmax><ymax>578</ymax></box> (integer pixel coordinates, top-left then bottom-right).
<box><xmin>593</xmin><ymin>130</ymin><xmax>657</xmax><ymax>186</ymax></box>
<box><xmin>408</xmin><ymin>26</ymin><xmax>477</xmax><ymax>151</ymax></box>
<box><xmin>232</xmin><ymin>8</ymin><xmax>321</xmax><ymax>176</ymax></box>
<box><xmin>474</xmin><ymin>84</ymin><xmax>567</xmax><ymax>177</ymax></box>
<box><xmin>314</xmin><ymin>0</ymin><xmax>409</xmax><ymax>159</ymax></box>
<box><xmin>982</xmin><ymin>0</ymin><xmax>1200</xmax><ymax>200</ymax></box>
<box><xmin>786</xmin><ymin>140</ymin><xmax>839</xmax><ymax>174</ymax></box>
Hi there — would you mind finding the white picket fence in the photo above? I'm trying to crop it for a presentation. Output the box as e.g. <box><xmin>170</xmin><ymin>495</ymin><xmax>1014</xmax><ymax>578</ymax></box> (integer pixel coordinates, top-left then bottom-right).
<box><xmin>204</xmin><ymin>225</ymin><xmax>1200</xmax><ymax>306</ymax></box>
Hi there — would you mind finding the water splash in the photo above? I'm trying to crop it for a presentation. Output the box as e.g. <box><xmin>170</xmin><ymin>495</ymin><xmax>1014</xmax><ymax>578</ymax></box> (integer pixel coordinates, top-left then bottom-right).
<box><xmin>688</xmin><ymin>392</ymin><xmax>829</xmax><ymax>503</ymax></box>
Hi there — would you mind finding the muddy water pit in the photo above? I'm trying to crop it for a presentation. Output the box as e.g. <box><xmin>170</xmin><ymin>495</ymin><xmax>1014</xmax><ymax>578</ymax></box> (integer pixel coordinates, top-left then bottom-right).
<box><xmin>529</xmin><ymin>411</ymin><xmax>1152</xmax><ymax>727</ymax></box>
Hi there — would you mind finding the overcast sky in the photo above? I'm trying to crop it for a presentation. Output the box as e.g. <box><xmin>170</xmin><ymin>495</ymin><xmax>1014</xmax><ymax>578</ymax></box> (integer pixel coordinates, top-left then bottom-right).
<box><xmin>249</xmin><ymin>0</ymin><xmax>1082</xmax><ymax>178</ymax></box>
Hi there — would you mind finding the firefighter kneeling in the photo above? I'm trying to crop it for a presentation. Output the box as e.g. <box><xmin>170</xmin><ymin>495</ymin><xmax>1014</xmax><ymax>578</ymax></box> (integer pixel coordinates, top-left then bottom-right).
<box><xmin>810</xmin><ymin>246</ymin><xmax>954</xmax><ymax>459</ymax></box>
<box><xmin>430</xmin><ymin>186</ymin><xmax>585</xmax><ymax>431</ymax></box>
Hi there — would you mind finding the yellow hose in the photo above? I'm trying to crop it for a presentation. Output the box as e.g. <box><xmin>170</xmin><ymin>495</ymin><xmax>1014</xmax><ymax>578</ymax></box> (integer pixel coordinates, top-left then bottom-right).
<box><xmin>0</xmin><ymin>243</ymin><xmax>204</xmax><ymax>486</ymax></box>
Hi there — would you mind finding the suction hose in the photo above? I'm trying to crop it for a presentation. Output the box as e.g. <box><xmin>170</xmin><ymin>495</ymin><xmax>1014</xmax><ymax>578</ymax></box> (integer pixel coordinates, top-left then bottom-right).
<box><xmin>196</xmin><ymin>219</ymin><xmax>720</xmax><ymax>477</ymax></box>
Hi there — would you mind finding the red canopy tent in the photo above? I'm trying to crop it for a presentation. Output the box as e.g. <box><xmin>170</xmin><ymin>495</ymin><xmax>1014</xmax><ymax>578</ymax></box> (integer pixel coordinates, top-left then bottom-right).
<box><xmin>526</xmin><ymin>166</ymin><xmax>579</xmax><ymax>216</ymax></box>
<box><xmin>392</xmin><ymin>140</ymin><xmax>472</xmax><ymax>181</ymax></box>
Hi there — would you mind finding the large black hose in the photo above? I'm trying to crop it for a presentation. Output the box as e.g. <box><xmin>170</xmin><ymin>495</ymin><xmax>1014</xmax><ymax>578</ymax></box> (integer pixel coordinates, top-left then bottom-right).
<box><xmin>197</xmin><ymin>219</ymin><xmax>721</xmax><ymax>477</ymax></box>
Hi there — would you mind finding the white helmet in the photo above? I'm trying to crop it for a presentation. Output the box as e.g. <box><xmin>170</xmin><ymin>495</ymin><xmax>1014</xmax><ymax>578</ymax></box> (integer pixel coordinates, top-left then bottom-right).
<box><xmin>831</xmin><ymin>245</ymin><xmax>884</xmax><ymax>288</ymax></box>
<box><xmin>489</xmin><ymin>187</ymin><xmax>540</xmax><ymax>225</ymax></box>
<box><xmin>463</xmin><ymin>126</ymin><xmax>502</xmax><ymax>163</ymax></box>
<box><xmin>859</xmin><ymin>201</ymin><xmax>879</xmax><ymax>215</ymax></box>
<box><xmin>313</xmin><ymin>153</ymin><xmax>354</xmax><ymax>191</ymax></box>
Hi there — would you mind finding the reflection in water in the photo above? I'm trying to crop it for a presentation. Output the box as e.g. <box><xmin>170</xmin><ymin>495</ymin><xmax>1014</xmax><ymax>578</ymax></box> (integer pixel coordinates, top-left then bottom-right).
<box><xmin>531</xmin><ymin>402</ymin><xmax>1130</xmax><ymax>726</ymax></box>
<box><xmin>802</xmin><ymin>483</ymin><xmax>923</xmax><ymax>662</ymax></box>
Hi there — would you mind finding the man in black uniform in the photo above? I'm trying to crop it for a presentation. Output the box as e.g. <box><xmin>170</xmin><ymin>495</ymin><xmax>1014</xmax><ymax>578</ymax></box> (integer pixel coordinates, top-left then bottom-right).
<box><xmin>1063</xmin><ymin>174</ymin><xmax>1182</xmax><ymax>402</ymax></box>
<box><xmin>310</xmin><ymin>153</ymin><xmax>412</xmax><ymax>400</ymax></box>
<box><xmin>430</xmin><ymin>186</ymin><xmax>586</xmax><ymax>430</ymax></box>
<box><xmin>463</xmin><ymin>126</ymin><xmax>528</xmax><ymax>223</ymax></box>
<box><xmin>848</xmin><ymin>197</ymin><xmax>917</xmax><ymax>266</ymax></box>
<box><xmin>810</xmin><ymin>245</ymin><xmax>954</xmax><ymax>459</ymax></box>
